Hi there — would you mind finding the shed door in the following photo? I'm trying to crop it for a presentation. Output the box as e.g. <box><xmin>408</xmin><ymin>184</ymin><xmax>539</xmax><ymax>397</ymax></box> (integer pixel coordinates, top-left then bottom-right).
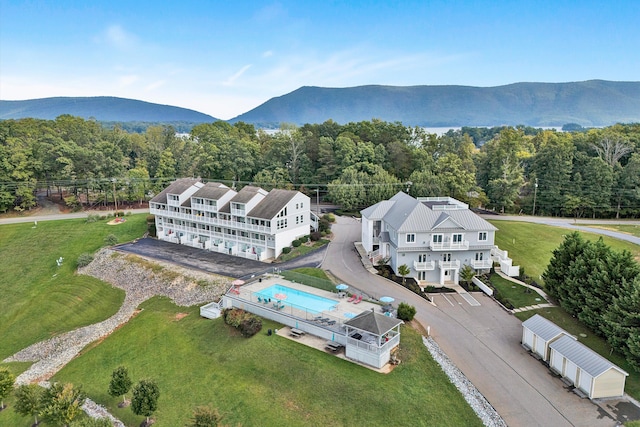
<box><xmin>523</xmin><ymin>328</ymin><xmax>534</xmax><ymax>349</ymax></box>
<box><xmin>565</xmin><ymin>359</ymin><xmax>579</xmax><ymax>384</ymax></box>
<box><xmin>577</xmin><ymin>370</ymin><xmax>593</xmax><ymax>397</ymax></box>
<box><xmin>534</xmin><ymin>336</ymin><xmax>546</xmax><ymax>359</ymax></box>
<box><xmin>550</xmin><ymin>349</ymin><xmax>563</xmax><ymax>373</ymax></box>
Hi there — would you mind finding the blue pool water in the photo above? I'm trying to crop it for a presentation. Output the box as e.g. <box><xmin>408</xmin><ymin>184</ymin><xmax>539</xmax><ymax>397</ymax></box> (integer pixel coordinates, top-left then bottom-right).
<box><xmin>256</xmin><ymin>284</ymin><xmax>336</xmax><ymax>313</ymax></box>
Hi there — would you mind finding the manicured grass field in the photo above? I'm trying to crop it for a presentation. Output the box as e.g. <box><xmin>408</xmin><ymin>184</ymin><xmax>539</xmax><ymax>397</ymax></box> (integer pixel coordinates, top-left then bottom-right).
<box><xmin>32</xmin><ymin>297</ymin><xmax>482</xmax><ymax>427</ymax></box>
<box><xmin>276</xmin><ymin>239</ymin><xmax>330</xmax><ymax>262</ymax></box>
<box><xmin>489</xmin><ymin>220</ymin><xmax>640</xmax><ymax>283</ymax></box>
<box><xmin>516</xmin><ymin>308</ymin><xmax>639</xmax><ymax>400</ymax></box>
<box><xmin>0</xmin><ymin>215</ymin><xmax>147</xmax><ymax>360</ymax></box>
<box><xmin>583</xmin><ymin>224</ymin><xmax>640</xmax><ymax>238</ymax></box>
<box><xmin>488</xmin><ymin>274</ymin><xmax>543</xmax><ymax>308</ymax></box>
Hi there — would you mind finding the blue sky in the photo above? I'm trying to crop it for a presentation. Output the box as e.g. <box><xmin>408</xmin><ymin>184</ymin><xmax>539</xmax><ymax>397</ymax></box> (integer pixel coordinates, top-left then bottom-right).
<box><xmin>1</xmin><ymin>0</ymin><xmax>638</xmax><ymax>120</ymax></box>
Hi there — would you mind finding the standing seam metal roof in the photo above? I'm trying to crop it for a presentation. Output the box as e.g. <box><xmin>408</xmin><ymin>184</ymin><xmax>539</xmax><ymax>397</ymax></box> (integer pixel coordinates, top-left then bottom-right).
<box><xmin>549</xmin><ymin>335</ymin><xmax>629</xmax><ymax>377</ymax></box>
<box><xmin>522</xmin><ymin>314</ymin><xmax>573</xmax><ymax>342</ymax></box>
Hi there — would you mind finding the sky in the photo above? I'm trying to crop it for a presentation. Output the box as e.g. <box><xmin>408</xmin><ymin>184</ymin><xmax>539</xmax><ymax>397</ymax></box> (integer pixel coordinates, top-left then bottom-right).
<box><xmin>1</xmin><ymin>0</ymin><xmax>639</xmax><ymax>120</ymax></box>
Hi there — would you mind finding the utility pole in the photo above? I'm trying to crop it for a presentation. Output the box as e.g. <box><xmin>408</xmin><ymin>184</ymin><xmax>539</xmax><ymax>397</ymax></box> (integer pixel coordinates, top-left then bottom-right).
<box><xmin>532</xmin><ymin>178</ymin><xmax>538</xmax><ymax>216</ymax></box>
<box><xmin>316</xmin><ymin>187</ymin><xmax>320</xmax><ymax>217</ymax></box>
<box><xmin>112</xmin><ymin>178</ymin><xmax>118</xmax><ymax>213</ymax></box>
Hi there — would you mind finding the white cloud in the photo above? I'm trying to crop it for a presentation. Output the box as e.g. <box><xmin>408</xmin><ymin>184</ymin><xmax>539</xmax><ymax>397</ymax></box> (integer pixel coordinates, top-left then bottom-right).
<box><xmin>118</xmin><ymin>74</ymin><xmax>139</xmax><ymax>87</ymax></box>
<box><xmin>145</xmin><ymin>80</ymin><xmax>167</xmax><ymax>91</ymax></box>
<box><xmin>222</xmin><ymin>64</ymin><xmax>252</xmax><ymax>86</ymax></box>
<box><xmin>99</xmin><ymin>24</ymin><xmax>138</xmax><ymax>50</ymax></box>
<box><xmin>262</xmin><ymin>50</ymin><xmax>274</xmax><ymax>58</ymax></box>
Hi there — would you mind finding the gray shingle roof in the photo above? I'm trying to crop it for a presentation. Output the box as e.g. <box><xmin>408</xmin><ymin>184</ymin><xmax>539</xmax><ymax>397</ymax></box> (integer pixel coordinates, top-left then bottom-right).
<box><xmin>522</xmin><ymin>314</ymin><xmax>573</xmax><ymax>342</ymax></box>
<box><xmin>192</xmin><ymin>182</ymin><xmax>231</xmax><ymax>200</ymax></box>
<box><xmin>150</xmin><ymin>178</ymin><xmax>200</xmax><ymax>203</ymax></box>
<box><xmin>248</xmin><ymin>189</ymin><xmax>298</xmax><ymax>219</ymax></box>
<box><xmin>361</xmin><ymin>192</ymin><xmax>497</xmax><ymax>232</ymax></box>
<box><xmin>344</xmin><ymin>309</ymin><xmax>403</xmax><ymax>335</ymax></box>
<box><xmin>549</xmin><ymin>335</ymin><xmax>629</xmax><ymax>378</ymax></box>
<box><xmin>232</xmin><ymin>185</ymin><xmax>263</xmax><ymax>204</ymax></box>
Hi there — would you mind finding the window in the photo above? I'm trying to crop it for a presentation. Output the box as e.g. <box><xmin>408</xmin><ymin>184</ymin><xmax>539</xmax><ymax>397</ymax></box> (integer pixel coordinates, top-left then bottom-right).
<box><xmin>452</xmin><ymin>234</ymin><xmax>463</xmax><ymax>243</ymax></box>
<box><xmin>478</xmin><ymin>232</ymin><xmax>488</xmax><ymax>241</ymax></box>
<box><xmin>442</xmin><ymin>253</ymin><xmax>452</xmax><ymax>262</ymax></box>
<box><xmin>475</xmin><ymin>252</ymin><xmax>483</xmax><ymax>261</ymax></box>
<box><xmin>432</xmin><ymin>234</ymin><xmax>443</xmax><ymax>243</ymax></box>
<box><xmin>418</xmin><ymin>253</ymin><xmax>428</xmax><ymax>262</ymax></box>
<box><xmin>406</xmin><ymin>233</ymin><xmax>416</xmax><ymax>243</ymax></box>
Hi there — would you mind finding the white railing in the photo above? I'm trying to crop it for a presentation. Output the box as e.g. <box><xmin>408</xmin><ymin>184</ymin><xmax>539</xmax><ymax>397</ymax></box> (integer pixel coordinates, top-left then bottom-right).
<box><xmin>491</xmin><ymin>246</ymin><xmax>509</xmax><ymax>261</ymax></box>
<box><xmin>471</xmin><ymin>259</ymin><xmax>493</xmax><ymax>269</ymax></box>
<box><xmin>413</xmin><ymin>260</ymin><xmax>435</xmax><ymax>271</ymax></box>
<box><xmin>152</xmin><ymin>209</ymin><xmax>272</xmax><ymax>233</ymax></box>
<box><xmin>191</xmin><ymin>202</ymin><xmax>217</xmax><ymax>212</ymax></box>
<box><xmin>430</xmin><ymin>241</ymin><xmax>469</xmax><ymax>251</ymax></box>
<box><xmin>438</xmin><ymin>260</ymin><xmax>461</xmax><ymax>269</ymax></box>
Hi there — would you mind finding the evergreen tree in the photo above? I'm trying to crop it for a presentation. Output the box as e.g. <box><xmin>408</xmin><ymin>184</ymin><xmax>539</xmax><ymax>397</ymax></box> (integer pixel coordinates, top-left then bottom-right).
<box><xmin>542</xmin><ymin>232</ymin><xmax>587</xmax><ymax>303</ymax></box>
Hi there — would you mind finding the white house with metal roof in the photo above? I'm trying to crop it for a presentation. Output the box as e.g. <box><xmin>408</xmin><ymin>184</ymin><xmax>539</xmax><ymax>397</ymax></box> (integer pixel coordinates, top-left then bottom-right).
<box><xmin>150</xmin><ymin>178</ymin><xmax>311</xmax><ymax>261</ymax></box>
<box><xmin>549</xmin><ymin>335</ymin><xmax>629</xmax><ymax>399</ymax></box>
<box><xmin>361</xmin><ymin>192</ymin><xmax>498</xmax><ymax>285</ymax></box>
<box><xmin>522</xmin><ymin>314</ymin><xmax>574</xmax><ymax>361</ymax></box>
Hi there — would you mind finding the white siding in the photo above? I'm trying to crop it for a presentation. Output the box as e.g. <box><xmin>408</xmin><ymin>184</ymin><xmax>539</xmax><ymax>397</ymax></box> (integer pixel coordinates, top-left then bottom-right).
<box><xmin>565</xmin><ymin>359</ymin><xmax>579</xmax><ymax>384</ymax></box>
<box><xmin>577</xmin><ymin>370</ymin><xmax>593</xmax><ymax>396</ymax></box>
<box><xmin>550</xmin><ymin>349</ymin><xmax>564</xmax><ymax>373</ymax></box>
<box><xmin>534</xmin><ymin>336</ymin><xmax>546</xmax><ymax>360</ymax></box>
<box><xmin>522</xmin><ymin>328</ymin><xmax>534</xmax><ymax>350</ymax></box>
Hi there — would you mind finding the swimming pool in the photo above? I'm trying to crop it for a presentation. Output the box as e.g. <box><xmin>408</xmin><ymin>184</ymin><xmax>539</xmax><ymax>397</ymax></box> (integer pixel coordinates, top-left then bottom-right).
<box><xmin>256</xmin><ymin>284</ymin><xmax>337</xmax><ymax>314</ymax></box>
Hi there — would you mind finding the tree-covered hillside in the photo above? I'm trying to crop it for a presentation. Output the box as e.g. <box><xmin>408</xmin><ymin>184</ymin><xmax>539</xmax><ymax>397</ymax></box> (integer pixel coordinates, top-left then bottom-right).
<box><xmin>231</xmin><ymin>80</ymin><xmax>640</xmax><ymax>127</ymax></box>
<box><xmin>0</xmin><ymin>116</ymin><xmax>639</xmax><ymax>219</ymax></box>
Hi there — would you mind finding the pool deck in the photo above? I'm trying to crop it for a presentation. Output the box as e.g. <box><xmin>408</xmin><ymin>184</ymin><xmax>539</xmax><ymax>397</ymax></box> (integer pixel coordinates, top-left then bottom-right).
<box><xmin>238</xmin><ymin>275</ymin><xmax>383</xmax><ymax>322</ymax></box>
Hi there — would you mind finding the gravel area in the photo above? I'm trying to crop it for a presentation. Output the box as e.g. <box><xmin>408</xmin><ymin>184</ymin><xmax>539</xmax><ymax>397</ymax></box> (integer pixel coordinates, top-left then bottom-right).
<box><xmin>4</xmin><ymin>248</ymin><xmax>229</xmax><ymax>425</ymax></box>
<box><xmin>422</xmin><ymin>336</ymin><xmax>507</xmax><ymax>427</ymax></box>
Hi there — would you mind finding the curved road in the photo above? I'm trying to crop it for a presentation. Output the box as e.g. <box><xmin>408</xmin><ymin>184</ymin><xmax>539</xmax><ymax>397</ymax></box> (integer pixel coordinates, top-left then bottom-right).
<box><xmin>322</xmin><ymin>216</ymin><xmax>620</xmax><ymax>427</ymax></box>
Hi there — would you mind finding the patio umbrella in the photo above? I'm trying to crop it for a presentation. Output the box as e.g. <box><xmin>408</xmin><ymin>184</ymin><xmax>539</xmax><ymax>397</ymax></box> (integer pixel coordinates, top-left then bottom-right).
<box><xmin>336</xmin><ymin>283</ymin><xmax>349</xmax><ymax>291</ymax></box>
<box><xmin>231</xmin><ymin>279</ymin><xmax>245</xmax><ymax>286</ymax></box>
<box><xmin>379</xmin><ymin>296</ymin><xmax>395</xmax><ymax>303</ymax></box>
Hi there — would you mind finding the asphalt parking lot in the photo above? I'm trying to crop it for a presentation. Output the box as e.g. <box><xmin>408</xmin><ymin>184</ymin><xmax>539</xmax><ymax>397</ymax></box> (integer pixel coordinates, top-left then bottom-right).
<box><xmin>115</xmin><ymin>237</ymin><xmax>326</xmax><ymax>279</ymax></box>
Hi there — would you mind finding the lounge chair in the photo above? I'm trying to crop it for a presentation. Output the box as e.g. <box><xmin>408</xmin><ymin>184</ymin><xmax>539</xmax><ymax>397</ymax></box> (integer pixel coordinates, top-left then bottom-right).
<box><xmin>257</xmin><ymin>296</ymin><xmax>262</xmax><ymax>303</ymax></box>
<box><xmin>263</xmin><ymin>298</ymin><xmax>269</xmax><ymax>304</ymax></box>
<box><xmin>353</xmin><ymin>295</ymin><xmax>363</xmax><ymax>304</ymax></box>
<box><xmin>347</xmin><ymin>294</ymin><xmax>357</xmax><ymax>303</ymax></box>
<box><xmin>326</xmin><ymin>320</ymin><xmax>336</xmax><ymax>326</ymax></box>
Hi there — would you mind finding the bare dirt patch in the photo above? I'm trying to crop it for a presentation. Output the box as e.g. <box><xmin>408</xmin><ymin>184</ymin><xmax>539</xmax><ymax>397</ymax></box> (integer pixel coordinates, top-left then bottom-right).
<box><xmin>174</xmin><ymin>312</ymin><xmax>189</xmax><ymax>321</ymax></box>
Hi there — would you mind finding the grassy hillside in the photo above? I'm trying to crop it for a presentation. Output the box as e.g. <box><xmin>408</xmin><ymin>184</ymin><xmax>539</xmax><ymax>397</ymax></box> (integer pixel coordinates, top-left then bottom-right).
<box><xmin>0</xmin><ymin>215</ymin><xmax>147</xmax><ymax>360</ymax></box>
<box><xmin>231</xmin><ymin>80</ymin><xmax>640</xmax><ymax>126</ymax></box>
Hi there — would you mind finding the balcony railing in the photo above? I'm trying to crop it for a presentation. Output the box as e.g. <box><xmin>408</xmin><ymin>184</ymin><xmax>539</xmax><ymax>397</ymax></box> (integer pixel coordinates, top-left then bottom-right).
<box><xmin>471</xmin><ymin>259</ymin><xmax>493</xmax><ymax>269</ymax></box>
<box><xmin>438</xmin><ymin>260</ymin><xmax>461</xmax><ymax>269</ymax></box>
<box><xmin>413</xmin><ymin>260</ymin><xmax>435</xmax><ymax>271</ymax></box>
<box><xmin>430</xmin><ymin>241</ymin><xmax>469</xmax><ymax>251</ymax></box>
<box><xmin>151</xmin><ymin>208</ymin><xmax>271</xmax><ymax>233</ymax></box>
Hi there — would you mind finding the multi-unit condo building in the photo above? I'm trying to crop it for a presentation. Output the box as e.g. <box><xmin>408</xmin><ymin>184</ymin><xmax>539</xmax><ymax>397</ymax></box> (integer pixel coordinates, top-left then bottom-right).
<box><xmin>361</xmin><ymin>192</ymin><xmax>498</xmax><ymax>285</ymax></box>
<box><xmin>149</xmin><ymin>178</ymin><xmax>313</xmax><ymax>261</ymax></box>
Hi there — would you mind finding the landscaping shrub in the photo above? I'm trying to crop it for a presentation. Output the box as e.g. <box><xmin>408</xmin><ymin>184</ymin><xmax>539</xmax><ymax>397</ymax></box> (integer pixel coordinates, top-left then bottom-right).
<box><xmin>104</xmin><ymin>234</ymin><xmax>118</xmax><ymax>246</ymax></box>
<box><xmin>292</xmin><ymin>239</ymin><xmax>302</xmax><ymax>248</ymax></box>
<box><xmin>76</xmin><ymin>253</ymin><xmax>94</xmax><ymax>268</ymax></box>
<box><xmin>282</xmin><ymin>247</ymin><xmax>291</xmax><ymax>254</ymax></box>
<box><xmin>322</xmin><ymin>213</ymin><xmax>336</xmax><ymax>223</ymax></box>
<box><xmin>223</xmin><ymin>309</ymin><xmax>262</xmax><ymax>338</ymax></box>
<box><xmin>318</xmin><ymin>217</ymin><xmax>331</xmax><ymax>233</ymax></box>
<box><xmin>397</xmin><ymin>302</ymin><xmax>416</xmax><ymax>321</ymax></box>
<box><xmin>85</xmin><ymin>214</ymin><xmax>100</xmax><ymax>223</ymax></box>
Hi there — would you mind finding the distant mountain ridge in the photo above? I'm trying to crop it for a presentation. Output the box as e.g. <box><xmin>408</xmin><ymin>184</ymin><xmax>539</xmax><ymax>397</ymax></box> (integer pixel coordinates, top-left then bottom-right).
<box><xmin>0</xmin><ymin>96</ymin><xmax>218</xmax><ymax>122</ymax></box>
<box><xmin>231</xmin><ymin>80</ymin><xmax>640</xmax><ymax>127</ymax></box>
<box><xmin>2</xmin><ymin>80</ymin><xmax>640</xmax><ymax>127</ymax></box>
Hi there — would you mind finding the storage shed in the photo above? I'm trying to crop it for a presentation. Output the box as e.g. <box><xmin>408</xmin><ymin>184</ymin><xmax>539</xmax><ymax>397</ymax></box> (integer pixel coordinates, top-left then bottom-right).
<box><xmin>549</xmin><ymin>335</ymin><xmax>629</xmax><ymax>399</ymax></box>
<box><xmin>521</xmin><ymin>314</ymin><xmax>573</xmax><ymax>362</ymax></box>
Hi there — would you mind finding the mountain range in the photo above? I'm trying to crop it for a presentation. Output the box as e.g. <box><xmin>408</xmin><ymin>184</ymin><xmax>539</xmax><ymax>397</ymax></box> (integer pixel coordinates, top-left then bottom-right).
<box><xmin>2</xmin><ymin>80</ymin><xmax>639</xmax><ymax>127</ymax></box>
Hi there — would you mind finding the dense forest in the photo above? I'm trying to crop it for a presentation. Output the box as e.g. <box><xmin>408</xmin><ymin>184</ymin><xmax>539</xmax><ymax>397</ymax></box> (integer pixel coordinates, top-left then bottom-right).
<box><xmin>0</xmin><ymin>115</ymin><xmax>639</xmax><ymax>218</ymax></box>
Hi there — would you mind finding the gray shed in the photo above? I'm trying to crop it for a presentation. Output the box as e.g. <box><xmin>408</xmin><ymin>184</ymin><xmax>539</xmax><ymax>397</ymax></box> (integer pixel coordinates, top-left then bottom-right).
<box><xmin>549</xmin><ymin>335</ymin><xmax>629</xmax><ymax>399</ymax></box>
<box><xmin>521</xmin><ymin>314</ymin><xmax>573</xmax><ymax>361</ymax></box>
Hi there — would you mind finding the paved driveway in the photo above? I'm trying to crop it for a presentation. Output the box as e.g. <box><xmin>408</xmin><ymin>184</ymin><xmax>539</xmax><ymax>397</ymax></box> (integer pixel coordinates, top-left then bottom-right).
<box><xmin>116</xmin><ymin>238</ymin><xmax>326</xmax><ymax>279</ymax></box>
<box><xmin>322</xmin><ymin>216</ymin><xmax>621</xmax><ymax>427</ymax></box>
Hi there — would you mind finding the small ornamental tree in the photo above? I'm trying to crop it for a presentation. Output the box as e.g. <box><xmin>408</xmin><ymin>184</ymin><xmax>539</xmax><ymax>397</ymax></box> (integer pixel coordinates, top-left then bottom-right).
<box><xmin>459</xmin><ymin>264</ymin><xmax>476</xmax><ymax>289</ymax></box>
<box><xmin>40</xmin><ymin>382</ymin><xmax>86</xmax><ymax>426</ymax></box>
<box><xmin>0</xmin><ymin>368</ymin><xmax>15</xmax><ymax>410</ymax></box>
<box><xmin>108</xmin><ymin>366</ymin><xmax>133</xmax><ymax>405</ymax></box>
<box><xmin>13</xmin><ymin>383</ymin><xmax>42</xmax><ymax>425</ymax></box>
<box><xmin>397</xmin><ymin>264</ymin><xmax>410</xmax><ymax>285</ymax></box>
<box><xmin>397</xmin><ymin>302</ymin><xmax>417</xmax><ymax>322</ymax></box>
<box><xmin>69</xmin><ymin>417</ymin><xmax>114</xmax><ymax>426</ymax></box>
<box><xmin>131</xmin><ymin>379</ymin><xmax>160</xmax><ymax>426</ymax></box>
<box><xmin>188</xmin><ymin>406</ymin><xmax>222</xmax><ymax>427</ymax></box>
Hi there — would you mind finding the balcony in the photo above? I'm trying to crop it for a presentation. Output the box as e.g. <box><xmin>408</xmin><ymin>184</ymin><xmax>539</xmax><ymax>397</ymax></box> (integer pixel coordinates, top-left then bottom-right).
<box><xmin>151</xmin><ymin>209</ymin><xmax>272</xmax><ymax>233</ymax></box>
<box><xmin>471</xmin><ymin>259</ymin><xmax>493</xmax><ymax>269</ymax></box>
<box><xmin>413</xmin><ymin>260</ymin><xmax>435</xmax><ymax>271</ymax></box>
<box><xmin>438</xmin><ymin>260</ymin><xmax>461</xmax><ymax>269</ymax></box>
<box><xmin>429</xmin><ymin>240</ymin><xmax>469</xmax><ymax>251</ymax></box>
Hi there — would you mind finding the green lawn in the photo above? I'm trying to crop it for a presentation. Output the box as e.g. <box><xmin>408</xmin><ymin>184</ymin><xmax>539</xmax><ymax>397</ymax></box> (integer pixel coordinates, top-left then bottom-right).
<box><xmin>275</xmin><ymin>239</ymin><xmax>330</xmax><ymax>262</ymax></box>
<box><xmin>583</xmin><ymin>224</ymin><xmax>640</xmax><ymax>238</ymax></box>
<box><xmin>489</xmin><ymin>220</ymin><xmax>640</xmax><ymax>283</ymax></box>
<box><xmin>8</xmin><ymin>297</ymin><xmax>483</xmax><ymax>427</ymax></box>
<box><xmin>0</xmin><ymin>215</ymin><xmax>147</xmax><ymax>360</ymax></box>
<box><xmin>488</xmin><ymin>274</ymin><xmax>543</xmax><ymax>308</ymax></box>
<box><xmin>516</xmin><ymin>308</ymin><xmax>639</xmax><ymax>400</ymax></box>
